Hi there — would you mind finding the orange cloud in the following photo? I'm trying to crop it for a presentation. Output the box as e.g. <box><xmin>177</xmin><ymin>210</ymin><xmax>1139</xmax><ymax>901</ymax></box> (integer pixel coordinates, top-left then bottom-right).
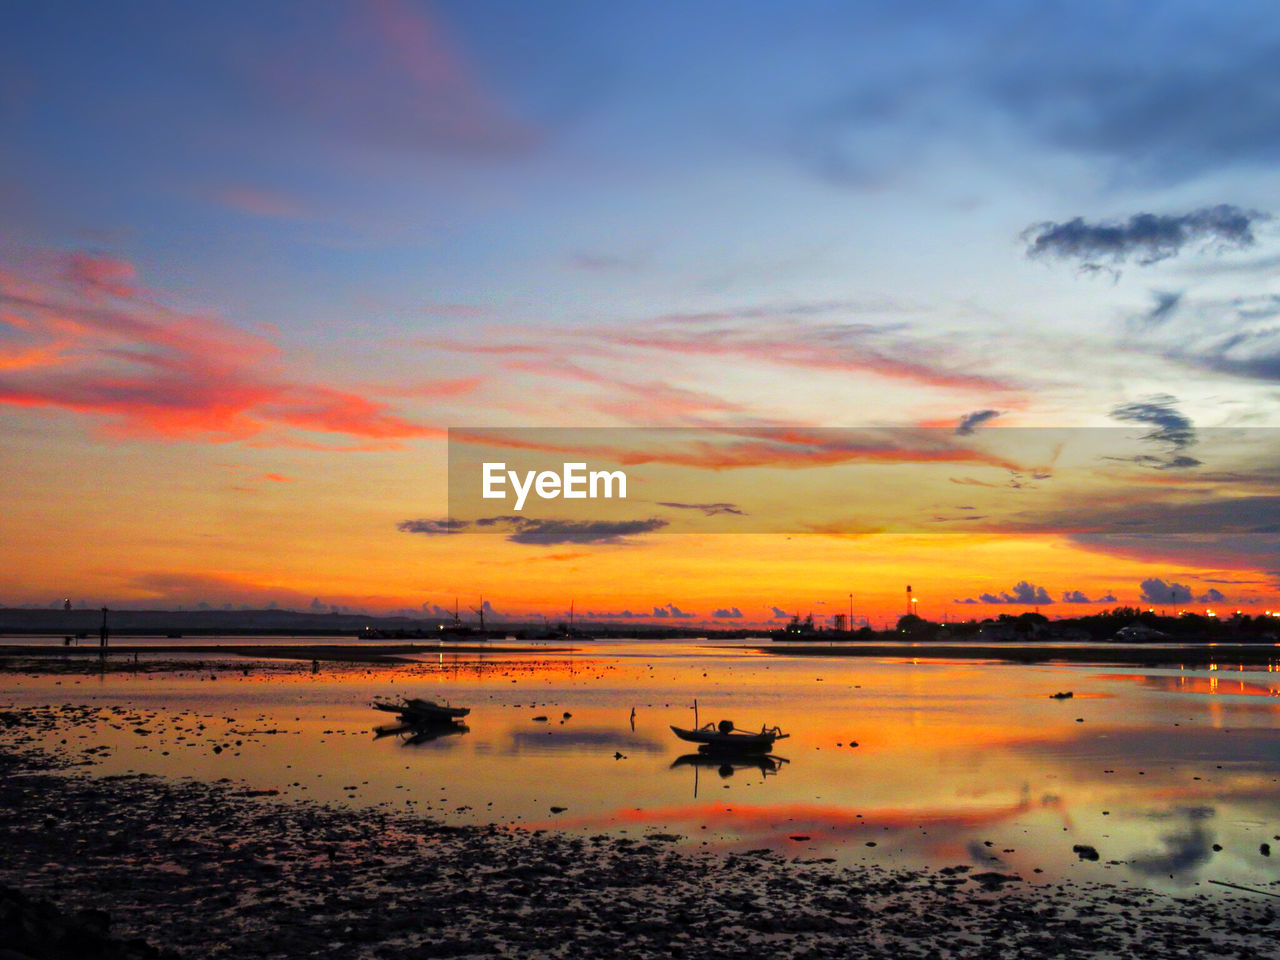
<box><xmin>451</xmin><ymin>426</ymin><xmax>1024</xmax><ymax>472</ymax></box>
<box><xmin>0</xmin><ymin>248</ymin><xmax>440</xmax><ymax>445</ymax></box>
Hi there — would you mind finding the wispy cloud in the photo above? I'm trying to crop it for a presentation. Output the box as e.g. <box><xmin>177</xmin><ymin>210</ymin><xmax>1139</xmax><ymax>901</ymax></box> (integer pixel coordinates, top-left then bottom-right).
<box><xmin>260</xmin><ymin>0</ymin><xmax>537</xmax><ymax>157</ymax></box>
<box><xmin>0</xmin><ymin>249</ymin><xmax>440</xmax><ymax>445</ymax></box>
<box><xmin>450</xmin><ymin>426</ymin><xmax>1025</xmax><ymax>473</ymax></box>
<box><xmin>208</xmin><ymin>185</ymin><xmax>308</xmax><ymax>220</ymax></box>
<box><xmin>656</xmin><ymin>501</ymin><xmax>746</xmax><ymax>516</ymax></box>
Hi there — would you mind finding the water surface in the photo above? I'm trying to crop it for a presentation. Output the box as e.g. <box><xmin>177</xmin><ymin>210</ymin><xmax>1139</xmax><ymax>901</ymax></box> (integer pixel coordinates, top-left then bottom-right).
<box><xmin>4</xmin><ymin>637</ymin><xmax>1279</xmax><ymax>895</ymax></box>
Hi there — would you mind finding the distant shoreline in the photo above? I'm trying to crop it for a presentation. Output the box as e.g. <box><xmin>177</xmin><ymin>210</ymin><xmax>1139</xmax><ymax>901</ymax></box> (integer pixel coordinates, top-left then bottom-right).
<box><xmin>759</xmin><ymin>641</ymin><xmax>1280</xmax><ymax>667</ymax></box>
<box><xmin>0</xmin><ymin>642</ymin><xmax>575</xmax><ymax>664</ymax></box>
<box><xmin>3</xmin><ymin>638</ymin><xmax>1277</xmax><ymax>670</ymax></box>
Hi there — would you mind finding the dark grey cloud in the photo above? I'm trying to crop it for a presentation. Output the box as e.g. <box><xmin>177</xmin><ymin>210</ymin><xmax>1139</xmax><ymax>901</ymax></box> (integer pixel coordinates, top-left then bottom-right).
<box><xmin>712</xmin><ymin>607</ymin><xmax>744</xmax><ymax>618</ymax></box>
<box><xmin>1049</xmin><ymin>496</ymin><xmax>1280</xmax><ymax>537</ymax></box>
<box><xmin>782</xmin><ymin>4</ymin><xmax>1280</xmax><ymax>189</ymax></box>
<box><xmin>1109</xmin><ymin>395</ymin><xmax>1197</xmax><ymax>467</ymax></box>
<box><xmin>1140</xmin><ymin>578</ymin><xmax>1192</xmax><ymax>604</ymax></box>
<box><xmin>769</xmin><ymin>606</ymin><xmax>789</xmax><ymax>618</ymax></box>
<box><xmin>396</xmin><ymin>518</ymin><xmax>470</xmax><ymax>535</ymax></box>
<box><xmin>1061</xmin><ymin>590</ymin><xmax>1116</xmax><ymax>604</ymax></box>
<box><xmin>1140</xmin><ymin>578</ymin><xmax>1230</xmax><ymax>605</ymax></box>
<box><xmin>967</xmin><ymin>580</ymin><xmax>1053</xmax><ymax>605</ymax></box>
<box><xmin>652</xmin><ymin>603</ymin><xmax>694</xmax><ymax>619</ymax></box>
<box><xmin>1142</xmin><ymin>291</ymin><xmax>1183</xmax><ymax>327</ymax></box>
<box><xmin>956</xmin><ymin>409</ymin><xmax>1001</xmax><ymax>435</ymax></box>
<box><xmin>1024</xmin><ymin>206</ymin><xmax>1266</xmax><ymax>272</ymax></box>
<box><xmin>1071</xmin><ymin>532</ymin><xmax>1280</xmax><ymax>584</ymax></box>
<box><xmin>398</xmin><ymin>516</ymin><xmax>667</xmax><ymax>545</ymax></box>
<box><xmin>504</xmin><ymin>518</ymin><xmax>667</xmax><ymax>545</ymax></box>
<box><xmin>657</xmin><ymin>501</ymin><xmax>747</xmax><ymax>516</ymax></box>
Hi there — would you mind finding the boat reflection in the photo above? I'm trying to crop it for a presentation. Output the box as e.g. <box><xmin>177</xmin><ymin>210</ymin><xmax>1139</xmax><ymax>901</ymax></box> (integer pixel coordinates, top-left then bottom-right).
<box><xmin>671</xmin><ymin>751</ymin><xmax>789</xmax><ymax>797</ymax></box>
<box><xmin>372</xmin><ymin>721</ymin><xmax>470</xmax><ymax>746</ymax></box>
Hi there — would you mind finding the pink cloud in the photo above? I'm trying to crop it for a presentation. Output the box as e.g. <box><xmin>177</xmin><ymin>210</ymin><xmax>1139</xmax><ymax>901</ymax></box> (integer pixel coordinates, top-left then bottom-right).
<box><xmin>65</xmin><ymin>253</ymin><xmax>138</xmax><ymax>299</ymax></box>
<box><xmin>210</xmin><ymin>186</ymin><xmax>308</xmax><ymax>219</ymax></box>
<box><xmin>610</xmin><ymin>326</ymin><xmax>1016</xmax><ymax>393</ymax></box>
<box><xmin>0</xmin><ymin>249</ymin><xmax>441</xmax><ymax>445</ymax></box>
<box><xmin>507</xmin><ymin>357</ymin><xmax>745</xmax><ymax>421</ymax></box>
<box><xmin>376</xmin><ymin>376</ymin><xmax>484</xmax><ymax>399</ymax></box>
<box><xmin>258</xmin><ymin>0</ymin><xmax>537</xmax><ymax>157</ymax></box>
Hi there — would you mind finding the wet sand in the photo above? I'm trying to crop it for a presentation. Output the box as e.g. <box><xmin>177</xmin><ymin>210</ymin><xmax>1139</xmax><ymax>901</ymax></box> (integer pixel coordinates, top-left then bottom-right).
<box><xmin>2</xmin><ymin>705</ymin><xmax>1277</xmax><ymax>959</ymax></box>
<box><xmin>761</xmin><ymin>642</ymin><xmax>1280</xmax><ymax>667</ymax></box>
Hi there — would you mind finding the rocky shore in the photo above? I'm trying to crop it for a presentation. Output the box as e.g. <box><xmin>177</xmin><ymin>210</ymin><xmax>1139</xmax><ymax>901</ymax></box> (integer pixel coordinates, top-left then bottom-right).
<box><xmin>1</xmin><ymin>707</ymin><xmax>1277</xmax><ymax>959</ymax></box>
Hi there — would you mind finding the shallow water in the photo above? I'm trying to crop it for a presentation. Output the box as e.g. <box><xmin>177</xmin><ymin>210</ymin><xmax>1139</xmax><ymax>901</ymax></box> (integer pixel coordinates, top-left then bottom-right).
<box><xmin>4</xmin><ymin>637</ymin><xmax>1279</xmax><ymax>896</ymax></box>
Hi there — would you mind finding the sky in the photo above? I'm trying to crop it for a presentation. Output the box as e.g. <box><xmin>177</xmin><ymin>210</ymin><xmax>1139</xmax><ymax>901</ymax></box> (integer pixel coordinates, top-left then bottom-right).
<box><xmin>2</xmin><ymin>0</ymin><xmax>1280</xmax><ymax>624</ymax></box>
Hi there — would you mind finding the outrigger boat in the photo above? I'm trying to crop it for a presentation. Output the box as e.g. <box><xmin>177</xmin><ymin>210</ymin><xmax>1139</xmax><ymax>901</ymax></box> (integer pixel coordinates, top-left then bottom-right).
<box><xmin>372</xmin><ymin>697</ymin><xmax>470</xmax><ymax>724</ymax></box>
<box><xmin>670</xmin><ymin>719</ymin><xmax>788</xmax><ymax>752</ymax></box>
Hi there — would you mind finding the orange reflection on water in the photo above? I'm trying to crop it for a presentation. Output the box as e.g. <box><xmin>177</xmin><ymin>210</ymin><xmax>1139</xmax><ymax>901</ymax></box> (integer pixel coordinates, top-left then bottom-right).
<box><xmin>1094</xmin><ymin>673</ymin><xmax>1280</xmax><ymax>698</ymax></box>
<box><xmin>535</xmin><ymin>795</ymin><xmax>1065</xmax><ymax>839</ymax></box>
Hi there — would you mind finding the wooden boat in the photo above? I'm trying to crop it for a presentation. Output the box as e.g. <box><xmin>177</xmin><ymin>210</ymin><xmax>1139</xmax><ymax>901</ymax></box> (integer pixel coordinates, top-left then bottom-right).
<box><xmin>372</xmin><ymin>697</ymin><xmax>470</xmax><ymax>723</ymax></box>
<box><xmin>669</xmin><ymin>719</ymin><xmax>788</xmax><ymax>752</ymax></box>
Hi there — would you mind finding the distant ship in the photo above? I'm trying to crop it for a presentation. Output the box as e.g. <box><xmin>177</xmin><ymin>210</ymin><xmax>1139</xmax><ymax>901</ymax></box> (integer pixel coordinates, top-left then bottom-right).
<box><xmin>530</xmin><ymin>601</ymin><xmax>594</xmax><ymax>641</ymax></box>
<box><xmin>771</xmin><ymin>613</ymin><xmax>820</xmax><ymax>641</ymax></box>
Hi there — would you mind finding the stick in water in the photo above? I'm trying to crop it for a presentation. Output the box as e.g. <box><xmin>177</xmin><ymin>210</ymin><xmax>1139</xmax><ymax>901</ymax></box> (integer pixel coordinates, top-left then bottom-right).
<box><xmin>1208</xmin><ymin>879</ymin><xmax>1280</xmax><ymax>899</ymax></box>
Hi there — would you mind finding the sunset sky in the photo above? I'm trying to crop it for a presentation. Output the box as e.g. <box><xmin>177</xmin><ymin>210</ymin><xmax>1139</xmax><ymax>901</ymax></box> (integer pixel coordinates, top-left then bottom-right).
<box><xmin>3</xmin><ymin>1</ymin><xmax>1280</xmax><ymax>624</ymax></box>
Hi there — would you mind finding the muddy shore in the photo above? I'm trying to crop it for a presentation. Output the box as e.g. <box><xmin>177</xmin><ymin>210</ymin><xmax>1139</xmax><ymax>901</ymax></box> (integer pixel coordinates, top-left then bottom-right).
<box><xmin>2</xmin><ymin>706</ymin><xmax>1278</xmax><ymax>959</ymax></box>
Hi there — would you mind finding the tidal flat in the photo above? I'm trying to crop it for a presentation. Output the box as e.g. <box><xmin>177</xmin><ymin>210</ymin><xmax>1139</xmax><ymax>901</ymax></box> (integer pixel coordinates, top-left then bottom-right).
<box><xmin>2</xmin><ymin>638</ymin><xmax>1280</xmax><ymax>957</ymax></box>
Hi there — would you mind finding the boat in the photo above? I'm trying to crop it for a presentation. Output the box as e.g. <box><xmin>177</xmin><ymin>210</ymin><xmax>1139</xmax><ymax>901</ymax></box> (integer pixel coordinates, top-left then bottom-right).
<box><xmin>670</xmin><ymin>718</ymin><xmax>788</xmax><ymax>752</ymax></box>
<box><xmin>372</xmin><ymin>697</ymin><xmax>470</xmax><ymax>724</ymax></box>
